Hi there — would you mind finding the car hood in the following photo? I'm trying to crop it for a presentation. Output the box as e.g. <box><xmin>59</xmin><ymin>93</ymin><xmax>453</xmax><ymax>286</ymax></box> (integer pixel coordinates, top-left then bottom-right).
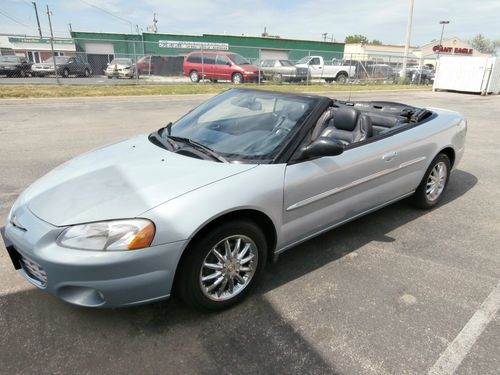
<box><xmin>107</xmin><ymin>64</ymin><xmax>131</xmax><ymax>69</ymax></box>
<box><xmin>23</xmin><ymin>134</ymin><xmax>257</xmax><ymax>226</ymax></box>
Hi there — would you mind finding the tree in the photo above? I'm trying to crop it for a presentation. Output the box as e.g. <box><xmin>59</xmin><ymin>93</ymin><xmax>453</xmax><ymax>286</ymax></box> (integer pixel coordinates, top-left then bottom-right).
<box><xmin>469</xmin><ymin>34</ymin><xmax>496</xmax><ymax>54</ymax></box>
<box><xmin>371</xmin><ymin>39</ymin><xmax>383</xmax><ymax>45</ymax></box>
<box><xmin>345</xmin><ymin>34</ymin><xmax>369</xmax><ymax>44</ymax></box>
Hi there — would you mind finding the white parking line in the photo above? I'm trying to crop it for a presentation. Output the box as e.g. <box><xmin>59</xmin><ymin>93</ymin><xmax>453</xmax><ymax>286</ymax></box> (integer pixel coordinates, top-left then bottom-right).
<box><xmin>428</xmin><ymin>281</ymin><xmax>500</xmax><ymax>375</ymax></box>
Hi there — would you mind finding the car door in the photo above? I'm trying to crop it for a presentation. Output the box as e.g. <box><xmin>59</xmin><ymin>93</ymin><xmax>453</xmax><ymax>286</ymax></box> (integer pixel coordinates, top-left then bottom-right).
<box><xmin>308</xmin><ymin>57</ymin><xmax>323</xmax><ymax>78</ymax></box>
<box><xmin>215</xmin><ymin>54</ymin><xmax>232</xmax><ymax>81</ymax></box>
<box><xmin>199</xmin><ymin>54</ymin><xmax>215</xmax><ymax>79</ymax></box>
<box><xmin>281</xmin><ymin>131</ymin><xmax>422</xmax><ymax>248</ymax></box>
<box><xmin>66</xmin><ymin>57</ymin><xmax>78</xmax><ymax>74</ymax></box>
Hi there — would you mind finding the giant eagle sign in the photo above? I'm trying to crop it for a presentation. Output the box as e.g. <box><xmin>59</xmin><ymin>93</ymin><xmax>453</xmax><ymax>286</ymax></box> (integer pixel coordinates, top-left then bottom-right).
<box><xmin>159</xmin><ymin>40</ymin><xmax>229</xmax><ymax>50</ymax></box>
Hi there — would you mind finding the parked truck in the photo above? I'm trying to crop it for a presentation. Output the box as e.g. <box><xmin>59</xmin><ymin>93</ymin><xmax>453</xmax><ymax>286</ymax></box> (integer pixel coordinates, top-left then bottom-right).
<box><xmin>295</xmin><ymin>56</ymin><xmax>356</xmax><ymax>83</ymax></box>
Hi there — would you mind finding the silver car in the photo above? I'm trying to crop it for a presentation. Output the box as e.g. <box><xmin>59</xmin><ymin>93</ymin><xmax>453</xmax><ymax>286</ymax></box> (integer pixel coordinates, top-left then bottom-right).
<box><xmin>1</xmin><ymin>89</ymin><xmax>467</xmax><ymax>310</ymax></box>
<box><xmin>260</xmin><ymin>59</ymin><xmax>308</xmax><ymax>82</ymax></box>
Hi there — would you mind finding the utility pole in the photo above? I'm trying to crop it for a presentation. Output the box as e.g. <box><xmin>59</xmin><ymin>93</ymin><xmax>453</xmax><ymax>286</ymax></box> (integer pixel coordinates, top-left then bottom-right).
<box><xmin>400</xmin><ymin>0</ymin><xmax>414</xmax><ymax>82</ymax></box>
<box><xmin>152</xmin><ymin>13</ymin><xmax>158</xmax><ymax>33</ymax></box>
<box><xmin>322</xmin><ymin>33</ymin><xmax>328</xmax><ymax>42</ymax></box>
<box><xmin>32</xmin><ymin>2</ymin><xmax>42</xmax><ymax>38</ymax></box>
<box><xmin>46</xmin><ymin>5</ymin><xmax>60</xmax><ymax>85</ymax></box>
<box><xmin>68</xmin><ymin>23</ymin><xmax>72</xmax><ymax>33</ymax></box>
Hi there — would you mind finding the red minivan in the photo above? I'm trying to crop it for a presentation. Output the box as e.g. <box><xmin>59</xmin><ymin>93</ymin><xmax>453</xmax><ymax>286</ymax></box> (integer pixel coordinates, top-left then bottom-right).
<box><xmin>183</xmin><ymin>51</ymin><xmax>260</xmax><ymax>84</ymax></box>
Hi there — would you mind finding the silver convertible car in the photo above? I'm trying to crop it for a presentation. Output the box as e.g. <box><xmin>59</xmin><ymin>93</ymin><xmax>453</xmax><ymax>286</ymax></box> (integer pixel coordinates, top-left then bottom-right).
<box><xmin>1</xmin><ymin>89</ymin><xmax>466</xmax><ymax>310</ymax></box>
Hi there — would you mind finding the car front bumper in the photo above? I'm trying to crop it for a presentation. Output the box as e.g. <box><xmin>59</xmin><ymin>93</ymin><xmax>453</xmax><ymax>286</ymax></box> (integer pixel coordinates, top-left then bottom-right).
<box><xmin>1</xmin><ymin>207</ymin><xmax>187</xmax><ymax>308</ymax></box>
<box><xmin>106</xmin><ymin>70</ymin><xmax>134</xmax><ymax>78</ymax></box>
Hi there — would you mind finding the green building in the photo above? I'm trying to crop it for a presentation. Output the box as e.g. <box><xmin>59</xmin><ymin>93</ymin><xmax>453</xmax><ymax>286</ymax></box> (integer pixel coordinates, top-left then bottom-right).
<box><xmin>71</xmin><ymin>31</ymin><xmax>345</xmax><ymax>75</ymax></box>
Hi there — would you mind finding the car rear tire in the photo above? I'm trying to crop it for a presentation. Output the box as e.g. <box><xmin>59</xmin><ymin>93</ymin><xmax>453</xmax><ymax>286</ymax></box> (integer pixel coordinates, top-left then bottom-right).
<box><xmin>84</xmin><ymin>68</ymin><xmax>90</xmax><ymax>77</ymax></box>
<box><xmin>176</xmin><ymin>220</ymin><xmax>267</xmax><ymax>311</ymax></box>
<box><xmin>335</xmin><ymin>73</ymin><xmax>348</xmax><ymax>84</ymax></box>
<box><xmin>62</xmin><ymin>68</ymin><xmax>70</xmax><ymax>78</ymax></box>
<box><xmin>272</xmin><ymin>73</ymin><xmax>283</xmax><ymax>84</ymax></box>
<box><xmin>19</xmin><ymin>69</ymin><xmax>26</xmax><ymax>78</ymax></box>
<box><xmin>411</xmin><ymin>153</ymin><xmax>451</xmax><ymax>209</ymax></box>
<box><xmin>232</xmin><ymin>73</ymin><xmax>243</xmax><ymax>84</ymax></box>
<box><xmin>190</xmin><ymin>70</ymin><xmax>200</xmax><ymax>83</ymax></box>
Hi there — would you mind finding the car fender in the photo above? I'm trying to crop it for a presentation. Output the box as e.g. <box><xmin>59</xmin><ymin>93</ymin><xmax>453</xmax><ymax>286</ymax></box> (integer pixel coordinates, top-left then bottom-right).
<box><xmin>141</xmin><ymin>164</ymin><xmax>286</xmax><ymax>248</ymax></box>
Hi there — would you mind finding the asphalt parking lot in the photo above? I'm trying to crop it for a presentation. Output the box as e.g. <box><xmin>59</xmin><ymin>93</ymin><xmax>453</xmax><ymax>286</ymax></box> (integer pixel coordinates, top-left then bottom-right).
<box><xmin>0</xmin><ymin>90</ymin><xmax>498</xmax><ymax>374</ymax></box>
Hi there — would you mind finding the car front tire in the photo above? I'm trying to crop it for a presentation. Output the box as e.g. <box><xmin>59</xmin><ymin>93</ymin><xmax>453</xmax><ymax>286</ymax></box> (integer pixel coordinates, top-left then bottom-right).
<box><xmin>176</xmin><ymin>220</ymin><xmax>267</xmax><ymax>310</ymax></box>
<box><xmin>62</xmin><ymin>68</ymin><xmax>70</xmax><ymax>78</ymax></box>
<box><xmin>232</xmin><ymin>73</ymin><xmax>243</xmax><ymax>84</ymax></box>
<box><xmin>411</xmin><ymin>153</ymin><xmax>451</xmax><ymax>209</ymax></box>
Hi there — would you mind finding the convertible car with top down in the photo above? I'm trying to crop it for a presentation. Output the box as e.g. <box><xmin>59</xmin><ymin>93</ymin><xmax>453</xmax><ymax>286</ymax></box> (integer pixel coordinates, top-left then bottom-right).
<box><xmin>1</xmin><ymin>88</ymin><xmax>467</xmax><ymax>310</ymax></box>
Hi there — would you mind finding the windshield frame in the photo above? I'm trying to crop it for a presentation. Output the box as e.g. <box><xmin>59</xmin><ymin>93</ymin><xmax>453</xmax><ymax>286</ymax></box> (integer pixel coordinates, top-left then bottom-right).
<box><xmin>152</xmin><ymin>88</ymin><xmax>324</xmax><ymax>164</ymax></box>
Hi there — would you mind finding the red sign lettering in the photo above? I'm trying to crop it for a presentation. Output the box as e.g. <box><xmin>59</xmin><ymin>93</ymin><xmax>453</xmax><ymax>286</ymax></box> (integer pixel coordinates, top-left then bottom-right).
<box><xmin>433</xmin><ymin>45</ymin><xmax>473</xmax><ymax>54</ymax></box>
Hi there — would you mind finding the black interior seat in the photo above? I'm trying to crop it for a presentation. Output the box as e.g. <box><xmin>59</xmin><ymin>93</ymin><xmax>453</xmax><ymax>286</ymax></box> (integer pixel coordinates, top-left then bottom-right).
<box><xmin>321</xmin><ymin>107</ymin><xmax>373</xmax><ymax>145</ymax></box>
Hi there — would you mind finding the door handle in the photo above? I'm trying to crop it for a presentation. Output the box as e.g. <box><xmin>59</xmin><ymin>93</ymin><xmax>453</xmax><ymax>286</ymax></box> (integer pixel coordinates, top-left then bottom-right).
<box><xmin>382</xmin><ymin>151</ymin><xmax>398</xmax><ymax>161</ymax></box>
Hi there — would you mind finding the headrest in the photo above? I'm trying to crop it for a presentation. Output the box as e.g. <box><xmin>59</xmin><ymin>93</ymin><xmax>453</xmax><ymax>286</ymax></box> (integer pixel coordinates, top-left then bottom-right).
<box><xmin>332</xmin><ymin>107</ymin><xmax>360</xmax><ymax>131</ymax></box>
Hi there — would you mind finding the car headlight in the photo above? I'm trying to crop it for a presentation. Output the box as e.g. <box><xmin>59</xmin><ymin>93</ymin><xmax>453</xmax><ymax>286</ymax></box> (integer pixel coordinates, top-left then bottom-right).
<box><xmin>57</xmin><ymin>219</ymin><xmax>155</xmax><ymax>251</ymax></box>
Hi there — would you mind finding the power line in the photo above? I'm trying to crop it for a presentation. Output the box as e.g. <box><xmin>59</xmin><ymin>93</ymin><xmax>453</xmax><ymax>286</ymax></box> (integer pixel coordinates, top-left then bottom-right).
<box><xmin>78</xmin><ymin>0</ymin><xmax>132</xmax><ymax>27</ymax></box>
<box><xmin>0</xmin><ymin>8</ymin><xmax>33</xmax><ymax>29</ymax></box>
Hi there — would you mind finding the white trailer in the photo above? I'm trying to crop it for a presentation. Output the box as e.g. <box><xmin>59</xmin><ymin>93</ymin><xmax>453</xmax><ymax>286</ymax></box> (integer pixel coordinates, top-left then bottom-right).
<box><xmin>433</xmin><ymin>55</ymin><xmax>500</xmax><ymax>95</ymax></box>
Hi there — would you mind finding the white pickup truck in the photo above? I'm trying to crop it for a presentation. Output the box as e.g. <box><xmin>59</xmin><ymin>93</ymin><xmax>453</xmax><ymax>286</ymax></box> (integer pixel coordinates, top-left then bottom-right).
<box><xmin>295</xmin><ymin>55</ymin><xmax>356</xmax><ymax>83</ymax></box>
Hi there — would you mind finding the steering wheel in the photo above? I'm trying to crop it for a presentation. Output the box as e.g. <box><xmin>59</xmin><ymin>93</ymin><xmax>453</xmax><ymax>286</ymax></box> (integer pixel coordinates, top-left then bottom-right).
<box><xmin>272</xmin><ymin>115</ymin><xmax>292</xmax><ymax>134</ymax></box>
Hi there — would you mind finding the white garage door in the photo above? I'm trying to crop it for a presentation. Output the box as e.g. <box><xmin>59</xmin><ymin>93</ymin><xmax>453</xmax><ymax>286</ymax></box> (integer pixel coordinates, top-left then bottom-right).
<box><xmin>260</xmin><ymin>49</ymin><xmax>289</xmax><ymax>61</ymax></box>
<box><xmin>85</xmin><ymin>42</ymin><xmax>114</xmax><ymax>55</ymax></box>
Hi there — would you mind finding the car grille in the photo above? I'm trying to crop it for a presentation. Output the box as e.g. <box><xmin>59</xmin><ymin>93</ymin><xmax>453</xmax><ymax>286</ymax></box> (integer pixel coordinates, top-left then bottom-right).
<box><xmin>19</xmin><ymin>255</ymin><xmax>47</xmax><ymax>287</ymax></box>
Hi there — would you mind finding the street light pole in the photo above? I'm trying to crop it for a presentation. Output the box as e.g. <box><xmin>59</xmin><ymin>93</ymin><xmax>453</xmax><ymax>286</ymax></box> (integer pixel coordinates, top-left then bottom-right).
<box><xmin>437</xmin><ymin>21</ymin><xmax>450</xmax><ymax>61</ymax></box>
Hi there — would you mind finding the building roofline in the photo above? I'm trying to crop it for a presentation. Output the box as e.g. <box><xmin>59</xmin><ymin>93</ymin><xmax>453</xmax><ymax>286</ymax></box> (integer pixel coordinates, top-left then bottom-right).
<box><xmin>71</xmin><ymin>30</ymin><xmax>343</xmax><ymax>45</ymax></box>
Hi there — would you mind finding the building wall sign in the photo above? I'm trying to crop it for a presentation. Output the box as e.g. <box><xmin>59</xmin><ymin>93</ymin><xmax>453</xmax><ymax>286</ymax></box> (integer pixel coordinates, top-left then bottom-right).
<box><xmin>432</xmin><ymin>45</ymin><xmax>473</xmax><ymax>55</ymax></box>
<box><xmin>8</xmin><ymin>37</ymin><xmax>73</xmax><ymax>45</ymax></box>
<box><xmin>159</xmin><ymin>40</ymin><xmax>229</xmax><ymax>50</ymax></box>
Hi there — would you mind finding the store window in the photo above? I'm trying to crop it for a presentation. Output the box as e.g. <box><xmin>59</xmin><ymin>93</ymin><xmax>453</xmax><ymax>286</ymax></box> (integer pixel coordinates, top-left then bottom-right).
<box><xmin>27</xmin><ymin>51</ymin><xmax>40</xmax><ymax>63</ymax></box>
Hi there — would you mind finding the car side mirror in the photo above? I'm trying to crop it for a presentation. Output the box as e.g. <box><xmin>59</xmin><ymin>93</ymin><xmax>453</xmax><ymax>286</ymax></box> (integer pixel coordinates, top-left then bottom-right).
<box><xmin>226</xmin><ymin>62</ymin><xmax>232</xmax><ymax>66</ymax></box>
<box><xmin>300</xmin><ymin>137</ymin><xmax>344</xmax><ymax>158</ymax></box>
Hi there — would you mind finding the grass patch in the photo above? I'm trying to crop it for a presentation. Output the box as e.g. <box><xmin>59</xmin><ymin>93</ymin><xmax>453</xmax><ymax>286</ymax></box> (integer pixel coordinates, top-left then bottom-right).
<box><xmin>0</xmin><ymin>83</ymin><xmax>430</xmax><ymax>99</ymax></box>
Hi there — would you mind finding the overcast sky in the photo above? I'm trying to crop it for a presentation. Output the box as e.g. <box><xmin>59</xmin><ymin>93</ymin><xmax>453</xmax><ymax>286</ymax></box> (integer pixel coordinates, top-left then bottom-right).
<box><xmin>1</xmin><ymin>0</ymin><xmax>499</xmax><ymax>45</ymax></box>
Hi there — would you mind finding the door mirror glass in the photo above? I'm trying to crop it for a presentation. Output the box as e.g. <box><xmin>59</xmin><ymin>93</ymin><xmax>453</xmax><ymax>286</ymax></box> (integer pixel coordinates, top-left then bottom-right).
<box><xmin>300</xmin><ymin>137</ymin><xmax>344</xmax><ymax>158</ymax></box>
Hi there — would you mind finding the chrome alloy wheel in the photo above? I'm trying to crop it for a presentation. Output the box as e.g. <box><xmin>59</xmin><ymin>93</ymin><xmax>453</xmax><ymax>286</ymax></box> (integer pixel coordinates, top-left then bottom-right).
<box><xmin>426</xmin><ymin>161</ymin><xmax>447</xmax><ymax>201</ymax></box>
<box><xmin>199</xmin><ymin>235</ymin><xmax>258</xmax><ymax>301</ymax></box>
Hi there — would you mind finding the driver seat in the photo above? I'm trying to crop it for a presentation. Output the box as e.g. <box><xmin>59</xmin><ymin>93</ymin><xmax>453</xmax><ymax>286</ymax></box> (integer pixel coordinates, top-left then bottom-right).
<box><xmin>319</xmin><ymin>107</ymin><xmax>373</xmax><ymax>145</ymax></box>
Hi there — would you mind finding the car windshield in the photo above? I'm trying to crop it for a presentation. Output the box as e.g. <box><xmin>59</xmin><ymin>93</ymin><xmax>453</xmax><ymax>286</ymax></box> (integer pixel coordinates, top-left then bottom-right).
<box><xmin>279</xmin><ymin>60</ymin><xmax>293</xmax><ymax>66</ymax></box>
<box><xmin>0</xmin><ymin>56</ymin><xmax>22</xmax><ymax>63</ymax></box>
<box><xmin>110</xmin><ymin>58</ymin><xmax>132</xmax><ymax>65</ymax></box>
<box><xmin>44</xmin><ymin>56</ymin><xmax>69</xmax><ymax>64</ymax></box>
<box><xmin>156</xmin><ymin>89</ymin><xmax>318</xmax><ymax>163</ymax></box>
<box><xmin>228</xmin><ymin>54</ymin><xmax>250</xmax><ymax>65</ymax></box>
<box><xmin>296</xmin><ymin>56</ymin><xmax>310</xmax><ymax>64</ymax></box>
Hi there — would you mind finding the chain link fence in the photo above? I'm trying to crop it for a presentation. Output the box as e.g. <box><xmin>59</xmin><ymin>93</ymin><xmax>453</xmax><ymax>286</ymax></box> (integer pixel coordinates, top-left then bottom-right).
<box><xmin>1</xmin><ymin>37</ymin><xmax>436</xmax><ymax>85</ymax></box>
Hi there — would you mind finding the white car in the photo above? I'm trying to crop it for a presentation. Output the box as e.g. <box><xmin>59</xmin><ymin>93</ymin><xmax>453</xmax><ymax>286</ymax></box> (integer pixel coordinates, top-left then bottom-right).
<box><xmin>105</xmin><ymin>58</ymin><xmax>137</xmax><ymax>79</ymax></box>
